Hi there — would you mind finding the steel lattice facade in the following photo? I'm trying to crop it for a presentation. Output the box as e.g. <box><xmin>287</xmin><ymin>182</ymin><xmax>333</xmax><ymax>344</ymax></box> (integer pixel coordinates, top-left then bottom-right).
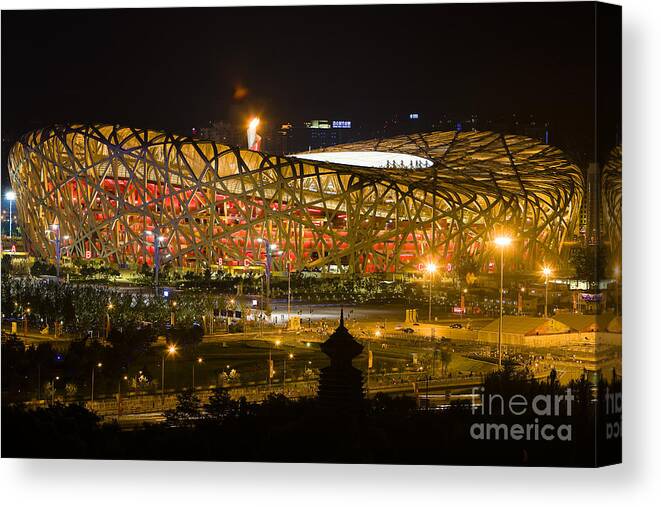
<box><xmin>8</xmin><ymin>124</ymin><xmax>583</xmax><ymax>274</ymax></box>
<box><xmin>602</xmin><ymin>145</ymin><xmax>622</xmax><ymax>260</ymax></box>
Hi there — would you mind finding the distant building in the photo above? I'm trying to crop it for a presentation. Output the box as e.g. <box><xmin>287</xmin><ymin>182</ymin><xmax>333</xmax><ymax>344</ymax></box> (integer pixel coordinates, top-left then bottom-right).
<box><xmin>286</xmin><ymin>119</ymin><xmax>357</xmax><ymax>153</ymax></box>
<box><xmin>477</xmin><ymin>314</ymin><xmax>621</xmax><ymax>348</ymax></box>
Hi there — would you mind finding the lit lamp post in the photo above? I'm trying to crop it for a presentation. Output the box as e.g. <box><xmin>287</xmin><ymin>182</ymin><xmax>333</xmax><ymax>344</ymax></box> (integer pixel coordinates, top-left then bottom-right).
<box><xmin>170</xmin><ymin>300</ymin><xmax>177</xmax><ymax>327</ymax></box>
<box><xmin>192</xmin><ymin>357</ymin><xmax>203</xmax><ymax>390</ymax></box>
<box><xmin>23</xmin><ymin>307</ymin><xmax>31</xmax><ymax>336</ymax></box>
<box><xmin>144</xmin><ymin>229</ymin><xmax>165</xmax><ymax>294</ymax></box>
<box><xmin>91</xmin><ymin>362</ymin><xmax>102</xmax><ymax>402</ymax></box>
<box><xmin>256</xmin><ymin>237</ymin><xmax>276</xmax><ymax>301</ymax></box>
<box><xmin>283</xmin><ymin>352</ymin><xmax>293</xmax><ymax>393</ymax></box>
<box><xmin>6</xmin><ymin>190</ymin><xmax>16</xmax><ymax>237</ymax></box>
<box><xmin>287</xmin><ymin>260</ymin><xmax>292</xmax><ymax>324</ymax></box>
<box><xmin>161</xmin><ymin>344</ymin><xmax>177</xmax><ymax>400</ymax></box>
<box><xmin>542</xmin><ymin>267</ymin><xmax>552</xmax><ymax>318</ymax></box>
<box><xmin>494</xmin><ymin>235</ymin><xmax>512</xmax><ymax>367</ymax></box>
<box><xmin>425</xmin><ymin>262</ymin><xmax>437</xmax><ymax>322</ymax></box>
<box><xmin>613</xmin><ymin>265</ymin><xmax>620</xmax><ymax>316</ymax></box>
<box><xmin>106</xmin><ymin>302</ymin><xmax>113</xmax><ymax>340</ymax></box>
<box><xmin>47</xmin><ymin>223</ymin><xmax>61</xmax><ymax>280</ymax></box>
<box><xmin>51</xmin><ymin>375</ymin><xmax>60</xmax><ymax>404</ymax></box>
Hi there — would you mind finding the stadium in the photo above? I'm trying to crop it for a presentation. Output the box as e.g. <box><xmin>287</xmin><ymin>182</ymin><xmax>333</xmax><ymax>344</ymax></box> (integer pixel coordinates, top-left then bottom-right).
<box><xmin>8</xmin><ymin>124</ymin><xmax>583</xmax><ymax>274</ymax></box>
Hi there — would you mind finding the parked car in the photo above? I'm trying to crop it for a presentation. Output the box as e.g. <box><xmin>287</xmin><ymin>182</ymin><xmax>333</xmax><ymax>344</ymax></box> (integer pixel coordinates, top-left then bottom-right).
<box><xmin>449</xmin><ymin>323</ymin><xmax>462</xmax><ymax>329</ymax></box>
<box><xmin>402</xmin><ymin>328</ymin><xmax>415</xmax><ymax>334</ymax></box>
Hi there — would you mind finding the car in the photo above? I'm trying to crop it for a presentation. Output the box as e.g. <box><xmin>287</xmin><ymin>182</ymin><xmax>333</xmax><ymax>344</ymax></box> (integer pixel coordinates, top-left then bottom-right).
<box><xmin>449</xmin><ymin>323</ymin><xmax>462</xmax><ymax>329</ymax></box>
<box><xmin>402</xmin><ymin>328</ymin><xmax>415</xmax><ymax>334</ymax></box>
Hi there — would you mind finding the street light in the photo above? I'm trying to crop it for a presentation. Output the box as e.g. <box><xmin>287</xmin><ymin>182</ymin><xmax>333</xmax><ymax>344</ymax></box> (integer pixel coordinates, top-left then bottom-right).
<box><xmin>47</xmin><ymin>223</ymin><xmax>61</xmax><ymax>280</ymax></box>
<box><xmin>425</xmin><ymin>262</ymin><xmax>437</xmax><ymax>322</ymax></box>
<box><xmin>91</xmin><ymin>362</ymin><xmax>102</xmax><ymax>402</ymax></box>
<box><xmin>542</xmin><ymin>266</ymin><xmax>552</xmax><ymax>318</ymax></box>
<box><xmin>6</xmin><ymin>190</ymin><xmax>16</xmax><ymax>237</ymax></box>
<box><xmin>283</xmin><ymin>352</ymin><xmax>294</xmax><ymax>394</ymax></box>
<box><xmin>51</xmin><ymin>375</ymin><xmax>60</xmax><ymax>404</ymax></box>
<box><xmin>144</xmin><ymin>229</ymin><xmax>166</xmax><ymax>294</ymax></box>
<box><xmin>106</xmin><ymin>302</ymin><xmax>113</xmax><ymax>340</ymax></box>
<box><xmin>613</xmin><ymin>265</ymin><xmax>620</xmax><ymax>316</ymax></box>
<box><xmin>256</xmin><ymin>237</ymin><xmax>274</xmax><ymax>301</ymax></box>
<box><xmin>192</xmin><ymin>357</ymin><xmax>203</xmax><ymax>390</ymax></box>
<box><xmin>494</xmin><ymin>235</ymin><xmax>512</xmax><ymax>367</ymax></box>
<box><xmin>23</xmin><ymin>307</ymin><xmax>31</xmax><ymax>336</ymax></box>
<box><xmin>161</xmin><ymin>344</ymin><xmax>177</xmax><ymax>399</ymax></box>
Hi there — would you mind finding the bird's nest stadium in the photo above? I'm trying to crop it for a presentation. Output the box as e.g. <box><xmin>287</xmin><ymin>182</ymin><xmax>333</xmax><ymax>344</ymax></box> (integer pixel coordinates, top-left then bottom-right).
<box><xmin>8</xmin><ymin>124</ymin><xmax>583</xmax><ymax>274</ymax></box>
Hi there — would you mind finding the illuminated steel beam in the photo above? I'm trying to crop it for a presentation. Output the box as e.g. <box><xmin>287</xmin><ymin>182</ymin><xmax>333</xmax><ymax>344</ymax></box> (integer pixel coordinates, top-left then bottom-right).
<box><xmin>8</xmin><ymin>125</ymin><xmax>583</xmax><ymax>274</ymax></box>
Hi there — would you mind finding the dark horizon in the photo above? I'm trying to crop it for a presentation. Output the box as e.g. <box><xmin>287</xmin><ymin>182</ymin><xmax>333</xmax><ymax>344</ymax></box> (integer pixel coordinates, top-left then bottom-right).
<box><xmin>1</xmin><ymin>2</ymin><xmax>621</xmax><ymax>179</ymax></box>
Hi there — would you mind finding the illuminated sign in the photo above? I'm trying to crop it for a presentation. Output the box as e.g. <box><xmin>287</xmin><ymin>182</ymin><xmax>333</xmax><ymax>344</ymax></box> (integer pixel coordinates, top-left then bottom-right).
<box><xmin>305</xmin><ymin>119</ymin><xmax>331</xmax><ymax>129</ymax></box>
<box><xmin>409</xmin><ymin>113</ymin><xmax>419</xmax><ymax>120</ymax></box>
<box><xmin>331</xmin><ymin>120</ymin><xmax>352</xmax><ymax>129</ymax></box>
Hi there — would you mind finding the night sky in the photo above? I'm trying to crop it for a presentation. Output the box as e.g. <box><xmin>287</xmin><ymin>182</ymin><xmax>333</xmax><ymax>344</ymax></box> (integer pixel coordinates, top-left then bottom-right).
<box><xmin>1</xmin><ymin>2</ymin><xmax>621</xmax><ymax>183</ymax></box>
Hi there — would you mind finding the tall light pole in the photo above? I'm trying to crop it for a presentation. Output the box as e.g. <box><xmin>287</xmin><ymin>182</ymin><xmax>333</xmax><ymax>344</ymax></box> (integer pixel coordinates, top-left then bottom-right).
<box><xmin>48</xmin><ymin>224</ymin><xmax>61</xmax><ymax>280</ymax></box>
<box><xmin>287</xmin><ymin>260</ymin><xmax>292</xmax><ymax>325</ymax></box>
<box><xmin>106</xmin><ymin>302</ymin><xmax>113</xmax><ymax>340</ymax></box>
<box><xmin>145</xmin><ymin>229</ymin><xmax>165</xmax><ymax>295</ymax></box>
<box><xmin>91</xmin><ymin>362</ymin><xmax>102</xmax><ymax>402</ymax></box>
<box><xmin>192</xmin><ymin>357</ymin><xmax>202</xmax><ymax>390</ymax></box>
<box><xmin>23</xmin><ymin>307</ymin><xmax>31</xmax><ymax>336</ymax></box>
<box><xmin>256</xmin><ymin>237</ymin><xmax>275</xmax><ymax>301</ymax></box>
<box><xmin>542</xmin><ymin>267</ymin><xmax>552</xmax><ymax>318</ymax></box>
<box><xmin>6</xmin><ymin>190</ymin><xmax>16</xmax><ymax>237</ymax></box>
<box><xmin>426</xmin><ymin>262</ymin><xmax>437</xmax><ymax>322</ymax></box>
<box><xmin>161</xmin><ymin>344</ymin><xmax>177</xmax><ymax>400</ymax></box>
<box><xmin>284</xmin><ymin>352</ymin><xmax>293</xmax><ymax>394</ymax></box>
<box><xmin>614</xmin><ymin>265</ymin><xmax>620</xmax><ymax>316</ymax></box>
<box><xmin>494</xmin><ymin>235</ymin><xmax>512</xmax><ymax>367</ymax></box>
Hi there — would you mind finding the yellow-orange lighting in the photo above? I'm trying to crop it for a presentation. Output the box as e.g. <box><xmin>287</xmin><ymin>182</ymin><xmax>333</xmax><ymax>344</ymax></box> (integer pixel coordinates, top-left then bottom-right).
<box><xmin>494</xmin><ymin>235</ymin><xmax>512</xmax><ymax>247</ymax></box>
<box><xmin>275</xmin><ymin>339</ymin><xmax>281</xmax><ymax>347</ymax></box>
<box><xmin>542</xmin><ymin>267</ymin><xmax>552</xmax><ymax>277</ymax></box>
<box><xmin>167</xmin><ymin>345</ymin><xmax>177</xmax><ymax>355</ymax></box>
<box><xmin>197</xmin><ymin>357</ymin><xmax>203</xmax><ymax>363</ymax></box>
<box><xmin>426</xmin><ymin>262</ymin><xmax>437</xmax><ymax>273</ymax></box>
<box><xmin>249</xmin><ymin>117</ymin><xmax>260</xmax><ymax>130</ymax></box>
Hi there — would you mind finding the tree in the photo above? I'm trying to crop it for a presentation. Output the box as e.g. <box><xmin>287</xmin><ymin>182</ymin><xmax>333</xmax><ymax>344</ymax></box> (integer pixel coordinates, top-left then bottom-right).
<box><xmin>164</xmin><ymin>390</ymin><xmax>202</xmax><ymax>427</ymax></box>
<box><xmin>1</xmin><ymin>254</ymin><xmax>13</xmax><ymax>277</ymax></box>
<box><xmin>204</xmin><ymin>387</ymin><xmax>239</xmax><ymax>423</ymax></box>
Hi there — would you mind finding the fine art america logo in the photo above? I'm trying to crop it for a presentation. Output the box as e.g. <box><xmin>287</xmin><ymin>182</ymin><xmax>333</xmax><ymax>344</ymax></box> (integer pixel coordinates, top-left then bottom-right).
<box><xmin>470</xmin><ymin>387</ymin><xmax>574</xmax><ymax>442</ymax></box>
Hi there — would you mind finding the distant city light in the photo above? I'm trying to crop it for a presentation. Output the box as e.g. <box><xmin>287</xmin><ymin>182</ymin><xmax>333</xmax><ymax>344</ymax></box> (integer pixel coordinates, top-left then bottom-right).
<box><xmin>331</xmin><ymin>120</ymin><xmax>351</xmax><ymax>128</ymax></box>
<box><xmin>409</xmin><ymin>113</ymin><xmax>419</xmax><ymax>119</ymax></box>
<box><xmin>6</xmin><ymin>191</ymin><xmax>16</xmax><ymax>201</ymax></box>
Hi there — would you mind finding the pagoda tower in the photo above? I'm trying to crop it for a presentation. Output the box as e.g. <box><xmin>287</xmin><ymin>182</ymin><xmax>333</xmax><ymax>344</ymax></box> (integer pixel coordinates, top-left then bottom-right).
<box><xmin>317</xmin><ymin>310</ymin><xmax>364</xmax><ymax>412</ymax></box>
